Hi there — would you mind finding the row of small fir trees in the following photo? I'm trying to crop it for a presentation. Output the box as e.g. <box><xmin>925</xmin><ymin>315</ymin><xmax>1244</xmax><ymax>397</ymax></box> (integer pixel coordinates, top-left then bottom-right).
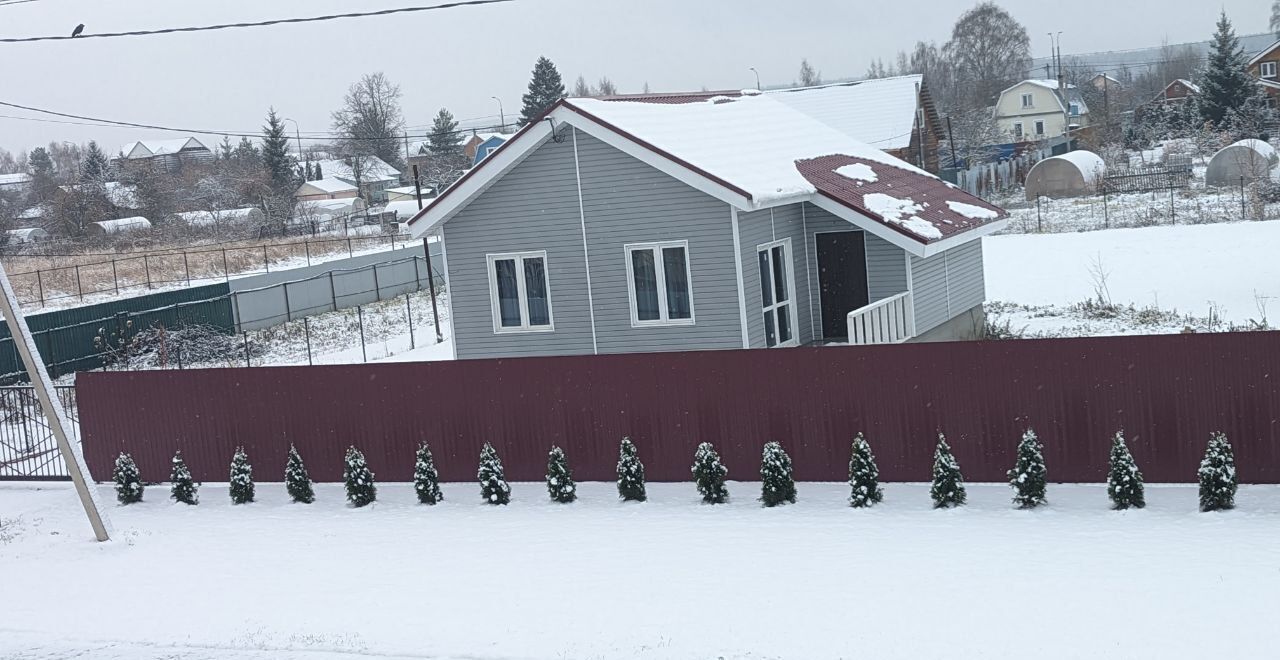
<box><xmin>110</xmin><ymin>430</ymin><xmax>1242</xmax><ymax>512</ymax></box>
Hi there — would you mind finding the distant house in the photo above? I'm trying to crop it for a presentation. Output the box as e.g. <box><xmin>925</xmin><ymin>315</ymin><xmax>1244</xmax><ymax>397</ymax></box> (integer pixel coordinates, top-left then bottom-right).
<box><xmin>0</xmin><ymin>173</ymin><xmax>33</xmax><ymax>196</ymax></box>
<box><xmin>994</xmin><ymin>79</ymin><xmax>1091</xmax><ymax>142</ymax></box>
<box><xmin>295</xmin><ymin>177</ymin><xmax>358</xmax><ymax>201</ymax></box>
<box><xmin>1087</xmin><ymin>73</ymin><xmax>1123</xmax><ymax>93</ymax></box>
<box><xmin>308</xmin><ymin>156</ymin><xmax>402</xmax><ymax>203</ymax></box>
<box><xmin>1151</xmin><ymin>79</ymin><xmax>1201</xmax><ymax>104</ymax></box>
<box><xmin>115</xmin><ymin>137</ymin><xmax>213</xmax><ymax>174</ymax></box>
<box><xmin>462</xmin><ymin>133</ymin><xmax>509</xmax><ymax>167</ymax></box>
<box><xmin>1247</xmin><ymin>39</ymin><xmax>1280</xmax><ymax>104</ymax></box>
<box><xmin>406</xmin><ymin>92</ymin><xmax>1007</xmax><ymax>361</ymax></box>
<box><xmin>55</xmin><ymin>182</ymin><xmax>142</xmax><ymax>213</ymax></box>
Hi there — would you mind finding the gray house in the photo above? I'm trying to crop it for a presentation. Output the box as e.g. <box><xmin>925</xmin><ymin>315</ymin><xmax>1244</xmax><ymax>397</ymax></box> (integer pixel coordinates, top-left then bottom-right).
<box><xmin>407</xmin><ymin>91</ymin><xmax>1008</xmax><ymax>360</ymax></box>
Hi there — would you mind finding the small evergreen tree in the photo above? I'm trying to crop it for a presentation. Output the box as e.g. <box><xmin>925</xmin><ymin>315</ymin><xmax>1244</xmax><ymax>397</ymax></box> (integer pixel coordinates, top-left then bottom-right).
<box><xmin>616</xmin><ymin>436</ymin><xmax>647</xmax><ymax>502</ymax></box>
<box><xmin>1197</xmin><ymin>432</ymin><xmax>1238</xmax><ymax>512</ymax></box>
<box><xmin>262</xmin><ymin>108</ymin><xmax>298</xmax><ymax>195</ymax></box>
<box><xmin>112</xmin><ymin>452</ymin><xmax>143</xmax><ymax>504</ymax></box>
<box><xmin>81</xmin><ymin>141</ymin><xmax>110</xmax><ymax>183</ymax></box>
<box><xmin>478</xmin><ymin>442</ymin><xmax>512</xmax><ymax>505</ymax></box>
<box><xmin>314</xmin><ymin>162</ymin><xmax>323</xmax><ymax>179</ymax></box>
<box><xmin>930</xmin><ymin>434</ymin><xmax>966</xmax><ymax>509</ymax></box>
<box><xmin>691</xmin><ymin>442</ymin><xmax>729</xmax><ymax>504</ymax></box>
<box><xmin>229</xmin><ymin>447</ymin><xmax>255</xmax><ymax>504</ymax></box>
<box><xmin>848</xmin><ymin>433</ymin><xmax>883</xmax><ymax>508</ymax></box>
<box><xmin>1107</xmin><ymin>431</ymin><xmax>1145</xmax><ymax>510</ymax></box>
<box><xmin>1007</xmin><ymin>428</ymin><xmax>1047</xmax><ymax>508</ymax></box>
<box><xmin>545</xmin><ymin>445</ymin><xmax>577</xmax><ymax>503</ymax></box>
<box><xmin>169</xmin><ymin>450</ymin><xmax>198</xmax><ymax>505</ymax></box>
<box><xmin>759</xmin><ymin>441</ymin><xmax>797</xmax><ymax>507</ymax></box>
<box><xmin>414</xmin><ymin>442</ymin><xmax>443</xmax><ymax>505</ymax></box>
<box><xmin>1197</xmin><ymin>11</ymin><xmax>1257</xmax><ymax>126</ymax></box>
<box><xmin>343</xmin><ymin>446</ymin><xmax>377</xmax><ymax>507</ymax></box>
<box><xmin>285</xmin><ymin>444</ymin><xmax>314</xmax><ymax>504</ymax></box>
<box><xmin>518</xmin><ymin>56</ymin><xmax>566</xmax><ymax>126</ymax></box>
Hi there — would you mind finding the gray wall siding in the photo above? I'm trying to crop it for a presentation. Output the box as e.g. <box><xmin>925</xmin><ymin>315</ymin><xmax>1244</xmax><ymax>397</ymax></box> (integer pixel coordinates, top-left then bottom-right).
<box><xmin>738</xmin><ymin>205</ymin><xmax>820</xmax><ymax>347</ymax></box>
<box><xmin>910</xmin><ymin>238</ymin><xmax>986</xmax><ymax>334</ymax></box>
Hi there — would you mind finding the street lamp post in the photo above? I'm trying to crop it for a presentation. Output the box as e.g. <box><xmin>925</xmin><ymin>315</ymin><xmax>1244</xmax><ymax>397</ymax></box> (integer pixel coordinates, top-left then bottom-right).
<box><xmin>491</xmin><ymin>96</ymin><xmax>505</xmax><ymax>131</ymax></box>
<box><xmin>283</xmin><ymin>118</ymin><xmax>304</xmax><ymax>163</ymax></box>
<box><xmin>749</xmin><ymin>67</ymin><xmax>761</xmax><ymax>91</ymax></box>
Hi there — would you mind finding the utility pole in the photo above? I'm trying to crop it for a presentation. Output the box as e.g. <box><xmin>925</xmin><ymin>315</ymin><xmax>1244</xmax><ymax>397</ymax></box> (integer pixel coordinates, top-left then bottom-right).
<box><xmin>491</xmin><ymin>96</ymin><xmax>505</xmax><ymax>131</ymax></box>
<box><xmin>413</xmin><ymin>164</ymin><xmax>443</xmax><ymax>344</ymax></box>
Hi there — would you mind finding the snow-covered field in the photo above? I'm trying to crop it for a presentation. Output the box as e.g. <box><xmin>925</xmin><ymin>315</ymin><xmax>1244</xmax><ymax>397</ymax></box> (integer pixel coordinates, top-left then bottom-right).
<box><xmin>3</xmin><ymin>481</ymin><xmax>1277</xmax><ymax>659</ymax></box>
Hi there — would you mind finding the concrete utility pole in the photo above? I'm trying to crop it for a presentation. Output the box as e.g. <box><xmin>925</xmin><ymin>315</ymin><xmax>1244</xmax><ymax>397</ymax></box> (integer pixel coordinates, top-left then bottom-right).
<box><xmin>412</xmin><ymin>164</ymin><xmax>443</xmax><ymax>344</ymax></box>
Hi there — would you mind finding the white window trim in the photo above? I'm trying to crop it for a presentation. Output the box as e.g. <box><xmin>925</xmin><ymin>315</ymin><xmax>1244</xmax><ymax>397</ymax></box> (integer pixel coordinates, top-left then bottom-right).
<box><xmin>1263</xmin><ymin>61</ymin><xmax>1277</xmax><ymax>79</ymax></box>
<box><xmin>624</xmin><ymin>240</ymin><xmax>696</xmax><ymax>328</ymax></box>
<box><xmin>1069</xmin><ymin>102</ymin><xmax>1080</xmax><ymax>116</ymax></box>
<box><xmin>757</xmin><ymin>238</ymin><xmax>799</xmax><ymax>348</ymax></box>
<box><xmin>1034</xmin><ymin>120</ymin><xmax>1046</xmax><ymax>136</ymax></box>
<box><xmin>1021</xmin><ymin>93</ymin><xmax>1034</xmax><ymax>109</ymax></box>
<box><xmin>1013</xmin><ymin>122</ymin><xmax>1024</xmax><ymax>138</ymax></box>
<box><xmin>485</xmin><ymin>250</ymin><xmax>554</xmax><ymax>334</ymax></box>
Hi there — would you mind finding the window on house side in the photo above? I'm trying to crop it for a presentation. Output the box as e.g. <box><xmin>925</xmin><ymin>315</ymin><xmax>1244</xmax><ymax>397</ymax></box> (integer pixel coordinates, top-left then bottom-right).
<box><xmin>1263</xmin><ymin>62</ymin><xmax>1277</xmax><ymax>79</ymax></box>
<box><xmin>1021</xmin><ymin>93</ymin><xmax>1034</xmax><ymax>108</ymax></box>
<box><xmin>1069</xmin><ymin>103</ymin><xmax>1080</xmax><ymax>116</ymax></box>
<box><xmin>1035</xmin><ymin>121</ymin><xmax>1045</xmax><ymax>136</ymax></box>
<box><xmin>758</xmin><ymin>239</ymin><xmax>796</xmax><ymax>347</ymax></box>
<box><xmin>626</xmin><ymin>241</ymin><xmax>694</xmax><ymax>327</ymax></box>
<box><xmin>1014</xmin><ymin>123</ymin><xmax>1024</xmax><ymax>138</ymax></box>
<box><xmin>487</xmin><ymin>251</ymin><xmax>553</xmax><ymax>332</ymax></box>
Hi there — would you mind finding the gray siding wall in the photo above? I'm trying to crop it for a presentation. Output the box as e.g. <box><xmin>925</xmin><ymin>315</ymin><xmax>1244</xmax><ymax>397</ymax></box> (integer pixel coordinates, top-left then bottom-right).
<box><xmin>910</xmin><ymin>238</ymin><xmax>986</xmax><ymax>334</ymax></box>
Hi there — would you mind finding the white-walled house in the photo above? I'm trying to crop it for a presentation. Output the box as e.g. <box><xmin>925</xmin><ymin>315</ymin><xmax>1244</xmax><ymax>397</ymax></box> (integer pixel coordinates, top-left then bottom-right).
<box><xmin>994</xmin><ymin>79</ymin><xmax>1090</xmax><ymax>142</ymax></box>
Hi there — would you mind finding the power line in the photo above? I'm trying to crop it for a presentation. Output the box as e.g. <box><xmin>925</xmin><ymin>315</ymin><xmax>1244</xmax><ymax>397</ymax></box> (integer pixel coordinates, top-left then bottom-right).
<box><xmin>0</xmin><ymin>0</ymin><xmax>44</xmax><ymax>7</ymax></box>
<box><xmin>0</xmin><ymin>0</ymin><xmax>513</xmax><ymax>43</ymax></box>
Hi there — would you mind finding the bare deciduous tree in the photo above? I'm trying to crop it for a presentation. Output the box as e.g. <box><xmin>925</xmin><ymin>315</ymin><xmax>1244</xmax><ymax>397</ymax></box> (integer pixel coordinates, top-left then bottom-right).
<box><xmin>798</xmin><ymin>58</ymin><xmax>821</xmax><ymax>87</ymax></box>
<box><xmin>943</xmin><ymin>2</ymin><xmax>1031</xmax><ymax>110</ymax></box>
<box><xmin>595</xmin><ymin>76</ymin><xmax>618</xmax><ymax>96</ymax></box>
<box><xmin>572</xmin><ymin>75</ymin><xmax>592</xmax><ymax>97</ymax></box>
<box><xmin>330</xmin><ymin>72</ymin><xmax>406</xmax><ymax>170</ymax></box>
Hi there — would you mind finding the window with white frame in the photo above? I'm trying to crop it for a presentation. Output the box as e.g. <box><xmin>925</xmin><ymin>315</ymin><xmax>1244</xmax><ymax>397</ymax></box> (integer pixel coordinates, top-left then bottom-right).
<box><xmin>758</xmin><ymin>239</ymin><xmax>796</xmax><ymax>347</ymax></box>
<box><xmin>486</xmin><ymin>251</ymin><xmax>553</xmax><ymax>332</ymax></box>
<box><xmin>1263</xmin><ymin>61</ymin><xmax>1277</xmax><ymax>79</ymax></box>
<box><xmin>1013</xmin><ymin>122</ymin><xmax>1024</xmax><ymax>138</ymax></box>
<box><xmin>1034</xmin><ymin>120</ymin><xmax>1045</xmax><ymax>136</ymax></box>
<box><xmin>1069</xmin><ymin>102</ymin><xmax>1081</xmax><ymax>116</ymax></box>
<box><xmin>1021</xmin><ymin>93</ymin><xmax>1034</xmax><ymax>108</ymax></box>
<box><xmin>625</xmin><ymin>241</ymin><xmax>694</xmax><ymax>326</ymax></box>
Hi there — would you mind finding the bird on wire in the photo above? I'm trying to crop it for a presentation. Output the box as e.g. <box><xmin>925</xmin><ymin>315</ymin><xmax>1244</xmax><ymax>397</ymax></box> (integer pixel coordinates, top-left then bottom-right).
<box><xmin>71</xmin><ymin>24</ymin><xmax>84</xmax><ymax>37</ymax></box>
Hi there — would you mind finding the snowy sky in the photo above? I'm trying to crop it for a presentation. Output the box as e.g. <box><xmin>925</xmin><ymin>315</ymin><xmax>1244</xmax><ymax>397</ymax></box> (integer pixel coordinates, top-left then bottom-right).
<box><xmin>0</xmin><ymin>0</ymin><xmax>1268</xmax><ymax>154</ymax></box>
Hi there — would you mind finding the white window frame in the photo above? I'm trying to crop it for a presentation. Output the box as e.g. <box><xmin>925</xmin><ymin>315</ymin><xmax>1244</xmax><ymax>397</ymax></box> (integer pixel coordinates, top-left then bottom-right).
<box><xmin>1013</xmin><ymin>122</ymin><xmax>1024</xmax><ymax>139</ymax></box>
<box><xmin>757</xmin><ymin>238</ymin><xmax>798</xmax><ymax>348</ymax></box>
<box><xmin>1069</xmin><ymin>102</ymin><xmax>1080</xmax><ymax>116</ymax></box>
<box><xmin>1020</xmin><ymin>93</ymin><xmax>1034</xmax><ymax>109</ymax></box>
<box><xmin>624</xmin><ymin>240</ymin><xmax>696</xmax><ymax>328</ymax></box>
<box><xmin>1263</xmin><ymin>61</ymin><xmax>1277</xmax><ymax>79</ymax></box>
<box><xmin>1034</xmin><ymin>120</ymin><xmax>1046</xmax><ymax>136</ymax></box>
<box><xmin>485</xmin><ymin>250</ymin><xmax>554</xmax><ymax>334</ymax></box>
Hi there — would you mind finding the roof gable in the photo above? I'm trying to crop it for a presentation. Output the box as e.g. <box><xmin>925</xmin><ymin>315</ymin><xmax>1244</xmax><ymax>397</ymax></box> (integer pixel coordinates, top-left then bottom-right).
<box><xmin>1248</xmin><ymin>38</ymin><xmax>1280</xmax><ymax>66</ymax></box>
<box><xmin>766</xmin><ymin>75</ymin><xmax>925</xmax><ymax>150</ymax></box>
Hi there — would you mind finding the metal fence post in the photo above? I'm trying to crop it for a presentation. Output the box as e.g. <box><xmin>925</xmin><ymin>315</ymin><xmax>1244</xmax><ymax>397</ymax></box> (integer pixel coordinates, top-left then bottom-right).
<box><xmin>143</xmin><ymin>255</ymin><xmax>153</xmax><ymax>289</ymax></box>
<box><xmin>304</xmin><ymin>316</ymin><xmax>312</xmax><ymax>366</ymax></box>
<box><xmin>372</xmin><ymin>263</ymin><xmax>381</xmax><ymax>302</ymax></box>
<box><xmin>263</xmin><ymin>245</ymin><xmax>270</xmax><ymax>273</ymax></box>
<box><xmin>74</xmin><ymin>265</ymin><xmax>83</xmax><ymax>300</ymax></box>
<box><xmin>243</xmin><ymin>332</ymin><xmax>251</xmax><ymax>368</ymax></box>
<box><xmin>1170</xmin><ymin>185</ymin><xmax>1175</xmax><ymax>224</ymax></box>
<box><xmin>1241</xmin><ymin>176</ymin><xmax>1246</xmax><ymax>220</ymax></box>
<box><xmin>111</xmin><ymin>259</ymin><xmax>120</xmax><ymax>295</ymax></box>
<box><xmin>222</xmin><ymin>248</ymin><xmax>229</xmax><ymax>281</ymax></box>
<box><xmin>46</xmin><ymin>330</ymin><xmax>57</xmax><ymax>380</ymax></box>
<box><xmin>328</xmin><ymin>270</ymin><xmax>337</xmax><ymax>313</ymax></box>
<box><xmin>1035</xmin><ymin>195</ymin><xmax>1042</xmax><ymax>233</ymax></box>
<box><xmin>283</xmin><ymin>281</ymin><xmax>292</xmax><ymax>322</ymax></box>
<box><xmin>304</xmin><ymin>240</ymin><xmax>311</xmax><ymax>267</ymax></box>
<box><xmin>406</xmin><ymin>293</ymin><xmax>415</xmax><ymax>350</ymax></box>
<box><xmin>36</xmin><ymin>270</ymin><xmax>44</xmax><ymax>306</ymax></box>
<box><xmin>347</xmin><ymin>237</ymin><xmax>353</xmax><ymax>258</ymax></box>
<box><xmin>183</xmin><ymin>252</ymin><xmax>192</xmax><ymax>286</ymax></box>
<box><xmin>357</xmin><ymin>305</ymin><xmax>367</xmax><ymax>362</ymax></box>
<box><xmin>175</xmin><ymin>304</ymin><xmax>184</xmax><ymax>370</ymax></box>
<box><xmin>1102</xmin><ymin>185</ymin><xmax>1109</xmax><ymax>229</ymax></box>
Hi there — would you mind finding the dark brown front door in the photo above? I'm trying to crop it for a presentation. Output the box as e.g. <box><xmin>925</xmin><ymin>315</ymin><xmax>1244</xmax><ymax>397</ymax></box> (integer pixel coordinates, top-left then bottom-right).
<box><xmin>815</xmin><ymin>232</ymin><xmax>869</xmax><ymax>340</ymax></box>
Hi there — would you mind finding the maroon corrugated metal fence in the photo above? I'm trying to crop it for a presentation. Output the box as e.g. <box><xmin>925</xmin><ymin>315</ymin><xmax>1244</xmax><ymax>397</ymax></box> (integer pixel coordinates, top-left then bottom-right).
<box><xmin>76</xmin><ymin>332</ymin><xmax>1280</xmax><ymax>484</ymax></box>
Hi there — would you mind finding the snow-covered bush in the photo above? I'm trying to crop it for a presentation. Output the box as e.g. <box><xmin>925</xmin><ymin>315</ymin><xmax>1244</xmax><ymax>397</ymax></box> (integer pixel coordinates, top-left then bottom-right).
<box><xmin>478</xmin><ymin>442</ymin><xmax>511</xmax><ymax>505</ymax></box>
<box><xmin>616</xmin><ymin>437</ymin><xmax>647</xmax><ymax>502</ymax></box>
<box><xmin>759</xmin><ymin>441</ymin><xmax>796</xmax><ymax>507</ymax></box>
<box><xmin>285</xmin><ymin>444</ymin><xmax>314</xmax><ymax>504</ymax></box>
<box><xmin>113</xmin><ymin>452</ymin><xmax>143</xmax><ymax>504</ymax></box>
<box><xmin>930</xmin><ymin>434</ymin><xmax>966</xmax><ymax>509</ymax></box>
<box><xmin>1107</xmin><ymin>431</ymin><xmax>1145</xmax><ymax>510</ymax></box>
<box><xmin>691</xmin><ymin>442</ymin><xmax>729</xmax><ymax>504</ymax></box>
<box><xmin>848</xmin><ymin>433</ymin><xmax>883</xmax><ymax>508</ymax></box>
<box><xmin>169</xmin><ymin>450</ymin><xmax>197</xmax><ymax>505</ymax></box>
<box><xmin>546</xmin><ymin>445</ymin><xmax>577</xmax><ymax>503</ymax></box>
<box><xmin>1198</xmin><ymin>432</ymin><xmax>1237</xmax><ymax>512</ymax></box>
<box><xmin>1007</xmin><ymin>429</ymin><xmax>1047</xmax><ymax>508</ymax></box>
<box><xmin>343</xmin><ymin>446</ymin><xmax>377</xmax><ymax>507</ymax></box>
<box><xmin>229</xmin><ymin>447</ymin><xmax>254</xmax><ymax>505</ymax></box>
<box><xmin>414</xmin><ymin>442</ymin><xmax>443</xmax><ymax>505</ymax></box>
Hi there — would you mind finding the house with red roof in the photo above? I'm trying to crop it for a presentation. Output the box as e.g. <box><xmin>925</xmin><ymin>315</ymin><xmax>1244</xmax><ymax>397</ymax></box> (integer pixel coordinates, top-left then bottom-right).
<box><xmin>407</xmin><ymin>91</ymin><xmax>1007</xmax><ymax>360</ymax></box>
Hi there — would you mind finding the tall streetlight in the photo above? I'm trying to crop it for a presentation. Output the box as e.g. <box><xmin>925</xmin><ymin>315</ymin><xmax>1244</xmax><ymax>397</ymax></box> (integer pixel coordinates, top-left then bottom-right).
<box><xmin>749</xmin><ymin>67</ymin><xmax>761</xmax><ymax>91</ymax></box>
<box><xmin>283</xmin><ymin>117</ymin><xmax>304</xmax><ymax>162</ymax></box>
<box><xmin>491</xmin><ymin>96</ymin><xmax>506</xmax><ymax>132</ymax></box>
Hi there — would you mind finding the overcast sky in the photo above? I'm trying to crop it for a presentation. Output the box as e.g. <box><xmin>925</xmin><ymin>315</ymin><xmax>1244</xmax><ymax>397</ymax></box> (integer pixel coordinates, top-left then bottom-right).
<box><xmin>0</xmin><ymin>0</ymin><xmax>1268</xmax><ymax>154</ymax></box>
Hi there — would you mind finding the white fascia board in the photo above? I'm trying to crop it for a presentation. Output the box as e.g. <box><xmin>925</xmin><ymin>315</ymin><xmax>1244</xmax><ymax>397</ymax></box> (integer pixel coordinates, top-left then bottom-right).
<box><xmin>918</xmin><ymin>219</ymin><xmax>1009</xmax><ymax>258</ymax></box>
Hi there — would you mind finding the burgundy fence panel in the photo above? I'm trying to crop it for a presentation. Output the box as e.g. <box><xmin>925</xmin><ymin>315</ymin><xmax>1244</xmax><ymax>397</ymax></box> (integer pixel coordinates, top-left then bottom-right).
<box><xmin>76</xmin><ymin>332</ymin><xmax>1280</xmax><ymax>485</ymax></box>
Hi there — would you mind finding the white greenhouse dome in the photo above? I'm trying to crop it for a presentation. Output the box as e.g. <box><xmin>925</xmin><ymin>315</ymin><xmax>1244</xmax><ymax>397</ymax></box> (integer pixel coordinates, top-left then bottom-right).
<box><xmin>1023</xmin><ymin>151</ymin><xmax>1106</xmax><ymax>201</ymax></box>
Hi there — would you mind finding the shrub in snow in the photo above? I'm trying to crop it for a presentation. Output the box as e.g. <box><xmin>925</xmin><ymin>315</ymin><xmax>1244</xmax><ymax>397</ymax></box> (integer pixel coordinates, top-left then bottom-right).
<box><xmin>1007</xmin><ymin>428</ymin><xmax>1047</xmax><ymax>509</ymax></box>
<box><xmin>1197</xmin><ymin>433</ymin><xmax>1237</xmax><ymax>512</ymax></box>
<box><xmin>930</xmin><ymin>434</ymin><xmax>966</xmax><ymax>509</ymax></box>
<box><xmin>1106</xmin><ymin>431</ymin><xmax>1145</xmax><ymax>510</ymax></box>
<box><xmin>546</xmin><ymin>445</ymin><xmax>577</xmax><ymax>503</ymax></box>
<box><xmin>228</xmin><ymin>447</ymin><xmax>255</xmax><ymax>505</ymax></box>
<box><xmin>848</xmin><ymin>433</ymin><xmax>883</xmax><ymax>508</ymax></box>
<box><xmin>414</xmin><ymin>442</ymin><xmax>443</xmax><ymax>505</ymax></box>
<box><xmin>343</xmin><ymin>446</ymin><xmax>377</xmax><ymax>507</ymax></box>
<box><xmin>113</xmin><ymin>452</ymin><xmax>143</xmax><ymax>504</ymax></box>
<box><xmin>169</xmin><ymin>451</ymin><xmax>198</xmax><ymax>505</ymax></box>
<box><xmin>616</xmin><ymin>437</ymin><xmax>647</xmax><ymax>502</ymax></box>
<box><xmin>760</xmin><ymin>441</ymin><xmax>797</xmax><ymax>507</ymax></box>
<box><xmin>477</xmin><ymin>442</ymin><xmax>512</xmax><ymax>505</ymax></box>
<box><xmin>691</xmin><ymin>442</ymin><xmax>729</xmax><ymax>504</ymax></box>
<box><xmin>285</xmin><ymin>444</ymin><xmax>314</xmax><ymax>504</ymax></box>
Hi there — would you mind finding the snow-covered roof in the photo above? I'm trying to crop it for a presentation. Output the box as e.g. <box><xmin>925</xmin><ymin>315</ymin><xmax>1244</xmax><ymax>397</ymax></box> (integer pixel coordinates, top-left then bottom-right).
<box><xmin>0</xmin><ymin>172</ymin><xmax>32</xmax><ymax>186</ymax></box>
<box><xmin>311</xmin><ymin>156</ymin><xmax>401</xmax><ymax>184</ymax></box>
<box><xmin>383</xmin><ymin>198</ymin><xmax>435</xmax><ymax>220</ymax></box>
<box><xmin>1222</xmin><ymin>138</ymin><xmax>1277</xmax><ymax>160</ymax></box>
<box><xmin>300</xmin><ymin>177</ymin><xmax>359</xmax><ymax>194</ymax></box>
<box><xmin>1171</xmin><ymin>79</ymin><xmax>1201</xmax><ymax>94</ymax></box>
<box><xmin>173</xmin><ymin>208</ymin><xmax>262</xmax><ymax>226</ymax></box>
<box><xmin>6</xmin><ymin>227</ymin><xmax>47</xmax><ymax>242</ymax></box>
<box><xmin>92</xmin><ymin>217</ymin><xmax>151</xmax><ymax>234</ymax></box>
<box><xmin>58</xmin><ymin>182</ymin><xmax>141</xmax><ymax>209</ymax></box>
<box><xmin>766</xmin><ymin>74</ymin><xmax>924</xmax><ymax>150</ymax></box>
<box><xmin>17</xmin><ymin>206</ymin><xmax>44</xmax><ymax>219</ymax></box>
<box><xmin>1022</xmin><ymin>79</ymin><xmax>1075</xmax><ymax>91</ymax></box>
<box><xmin>1247</xmin><ymin>38</ymin><xmax>1280</xmax><ymax>66</ymax></box>
<box><xmin>301</xmin><ymin>198</ymin><xmax>365</xmax><ymax>213</ymax></box>
<box><xmin>118</xmin><ymin>137</ymin><xmax>209</xmax><ymax>159</ymax></box>
<box><xmin>1042</xmin><ymin>151</ymin><xmax>1107</xmax><ymax>184</ymax></box>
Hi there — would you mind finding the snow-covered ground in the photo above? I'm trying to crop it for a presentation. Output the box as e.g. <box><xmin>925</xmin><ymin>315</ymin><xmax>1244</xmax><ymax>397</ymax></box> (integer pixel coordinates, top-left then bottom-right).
<box><xmin>2</xmin><ymin>481</ymin><xmax>1276</xmax><ymax>659</ymax></box>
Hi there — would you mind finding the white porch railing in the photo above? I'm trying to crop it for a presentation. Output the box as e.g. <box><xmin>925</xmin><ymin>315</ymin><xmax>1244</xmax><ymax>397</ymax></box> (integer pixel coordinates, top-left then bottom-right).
<box><xmin>846</xmin><ymin>292</ymin><xmax>916</xmax><ymax>345</ymax></box>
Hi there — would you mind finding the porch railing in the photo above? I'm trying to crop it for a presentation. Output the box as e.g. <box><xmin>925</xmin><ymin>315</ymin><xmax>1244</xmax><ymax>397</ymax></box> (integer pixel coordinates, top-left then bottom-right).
<box><xmin>846</xmin><ymin>292</ymin><xmax>916</xmax><ymax>345</ymax></box>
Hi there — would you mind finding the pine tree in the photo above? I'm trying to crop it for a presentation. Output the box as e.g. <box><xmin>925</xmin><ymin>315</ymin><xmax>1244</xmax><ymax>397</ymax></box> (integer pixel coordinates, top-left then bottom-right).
<box><xmin>427</xmin><ymin>108</ymin><xmax>462</xmax><ymax>160</ymax></box>
<box><xmin>170</xmin><ymin>450</ymin><xmax>198</xmax><ymax>505</ymax></box>
<box><xmin>616</xmin><ymin>436</ymin><xmax>647</xmax><ymax>502</ymax></box>
<box><xmin>113</xmin><ymin>452</ymin><xmax>143</xmax><ymax>504</ymax></box>
<box><xmin>314</xmin><ymin>162</ymin><xmax>323</xmax><ymax>179</ymax></box>
<box><xmin>1197</xmin><ymin>433</ymin><xmax>1238</xmax><ymax>512</ymax></box>
<box><xmin>1007</xmin><ymin>428</ymin><xmax>1047</xmax><ymax>508</ymax></box>
<box><xmin>691</xmin><ymin>442</ymin><xmax>729</xmax><ymax>504</ymax></box>
<box><xmin>27</xmin><ymin>147</ymin><xmax>56</xmax><ymax>201</ymax></box>
<box><xmin>1107</xmin><ymin>431</ymin><xmax>1145</xmax><ymax>510</ymax></box>
<box><xmin>229</xmin><ymin>447</ymin><xmax>255</xmax><ymax>504</ymax></box>
<box><xmin>285</xmin><ymin>444</ymin><xmax>315</xmax><ymax>504</ymax></box>
<box><xmin>1197</xmin><ymin>11</ymin><xmax>1258</xmax><ymax>126</ymax></box>
<box><xmin>343</xmin><ymin>446</ymin><xmax>377</xmax><ymax>507</ymax></box>
<box><xmin>848</xmin><ymin>433</ymin><xmax>883</xmax><ymax>508</ymax></box>
<box><xmin>545</xmin><ymin>445</ymin><xmax>577</xmax><ymax>503</ymax></box>
<box><xmin>518</xmin><ymin>56</ymin><xmax>566</xmax><ymax>126</ymax></box>
<box><xmin>262</xmin><ymin>108</ymin><xmax>297</xmax><ymax>196</ymax></box>
<box><xmin>414</xmin><ymin>442</ymin><xmax>443</xmax><ymax>505</ymax></box>
<box><xmin>930</xmin><ymin>434</ymin><xmax>966</xmax><ymax>509</ymax></box>
<box><xmin>759</xmin><ymin>441</ymin><xmax>796</xmax><ymax>507</ymax></box>
<box><xmin>478</xmin><ymin>442</ymin><xmax>512</xmax><ymax>505</ymax></box>
<box><xmin>81</xmin><ymin>141</ymin><xmax>110</xmax><ymax>184</ymax></box>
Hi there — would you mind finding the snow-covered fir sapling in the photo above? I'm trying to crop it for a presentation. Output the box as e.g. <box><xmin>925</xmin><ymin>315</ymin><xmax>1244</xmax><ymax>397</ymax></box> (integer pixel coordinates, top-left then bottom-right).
<box><xmin>414</xmin><ymin>442</ymin><xmax>443</xmax><ymax>505</ymax></box>
<box><xmin>169</xmin><ymin>450</ymin><xmax>198</xmax><ymax>505</ymax></box>
<box><xmin>285</xmin><ymin>444</ymin><xmax>314</xmax><ymax>504</ymax></box>
<box><xmin>546</xmin><ymin>445</ymin><xmax>577</xmax><ymax>503</ymax></box>
<box><xmin>760</xmin><ymin>441</ymin><xmax>797</xmax><ymax>507</ymax></box>
<box><xmin>616</xmin><ymin>436</ymin><xmax>647</xmax><ymax>502</ymax></box>
<box><xmin>228</xmin><ymin>447</ymin><xmax>255</xmax><ymax>504</ymax></box>
<box><xmin>930</xmin><ymin>434</ymin><xmax>966</xmax><ymax>509</ymax></box>
<box><xmin>1197</xmin><ymin>432</ymin><xmax>1237</xmax><ymax>512</ymax></box>
<box><xmin>478</xmin><ymin>442</ymin><xmax>512</xmax><ymax>505</ymax></box>
<box><xmin>1007</xmin><ymin>428</ymin><xmax>1047</xmax><ymax>508</ymax></box>
<box><xmin>343</xmin><ymin>446</ymin><xmax>377</xmax><ymax>507</ymax></box>
<box><xmin>691</xmin><ymin>442</ymin><xmax>729</xmax><ymax>504</ymax></box>
<box><xmin>1107</xmin><ymin>431</ymin><xmax>1145</xmax><ymax>510</ymax></box>
<box><xmin>112</xmin><ymin>452</ymin><xmax>143</xmax><ymax>504</ymax></box>
<box><xmin>848</xmin><ymin>433</ymin><xmax>883</xmax><ymax>508</ymax></box>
